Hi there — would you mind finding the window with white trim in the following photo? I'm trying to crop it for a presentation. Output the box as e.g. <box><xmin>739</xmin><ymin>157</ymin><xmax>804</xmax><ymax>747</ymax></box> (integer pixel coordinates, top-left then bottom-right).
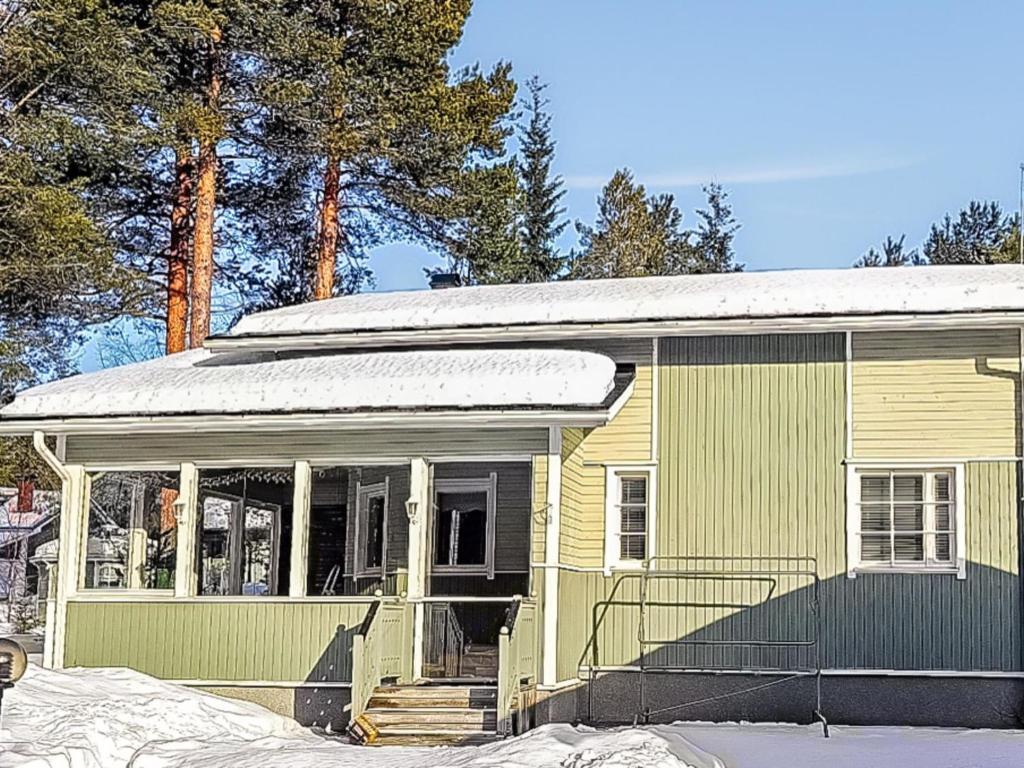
<box><xmin>355</xmin><ymin>480</ymin><xmax>388</xmax><ymax>577</ymax></box>
<box><xmin>849</xmin><ymin>465</ymin><xmax>964</xmax><ymax>576</ymax></box>
<box><xmin>604</xmin><ymin>466</ymin><xmax>657</xmax><ymax>571</ymax></box>
<box><xmin>432</xmin><ymin>474</ymin><xmax>497</xmax><ymax>577</ymax></box>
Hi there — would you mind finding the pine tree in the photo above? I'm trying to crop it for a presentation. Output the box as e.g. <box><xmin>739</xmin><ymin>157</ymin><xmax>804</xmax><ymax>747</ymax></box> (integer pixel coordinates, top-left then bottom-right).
<box><xmin>689</xmin><ymin>183</ymin><xmax>742</xmax><ymax>273</ymax></box>
<box><xmin>517</xmin><ymin>77</ymin><xmax>566</xmax><ymax>281</ymax></box>
<box><xmin>568</xmin><ymin>169</ymin><xmax>694</xmax><ymax>278</ymax></box>
<box><xmin>923</xmin><ymin>201</ymin><xmax>1020</xmax><ymax>265</ymax></box>
<box><xmin>244</xmin><ymin>0</ymin><xmax>518</xmax><ymax>304</ymax></box>
<box><xmin>854</xmin><ymin>235</ymin><xmax>923</xmax><ymax>267</ymax></box>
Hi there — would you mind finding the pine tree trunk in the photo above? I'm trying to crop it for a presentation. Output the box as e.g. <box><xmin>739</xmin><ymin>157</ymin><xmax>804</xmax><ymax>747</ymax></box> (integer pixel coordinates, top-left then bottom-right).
<box><xmin>313</xmin><ymin>156</ymin><xmax>341</xmax><ymax>300</ymax></box>
<box><xmin>166</xmin><ymin>146</ymin><xmax>192</xmax><ymax>354</ymax></box>
<box><xmin>189</xmin><ymin>32</ymin><xmax>221</xmax><ymax>348</ymax></box>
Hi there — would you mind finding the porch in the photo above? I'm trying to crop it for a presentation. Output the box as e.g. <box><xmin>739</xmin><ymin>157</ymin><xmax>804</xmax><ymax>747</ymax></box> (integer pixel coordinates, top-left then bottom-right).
<box><xmin>51</xmin><ymin>447</ymin><xmax>551</xmax><ymax>739</ymax></box>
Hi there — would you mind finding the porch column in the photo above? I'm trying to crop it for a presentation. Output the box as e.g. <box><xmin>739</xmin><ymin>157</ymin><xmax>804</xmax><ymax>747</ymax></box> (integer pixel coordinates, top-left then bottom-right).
<box><xmin>407</xmin><ymin>457</ymin><xmax>430</xmax><ymax>679</ymax></box>
<box><xmin>53</xmin><ymin>464</ymin><xmax>87</xmax><ymax>669</ymax></box>
<box><xmin>542</xmin><ymin>426</ymin><xmax>562</xmax><ymax>686</ymax></box>
<box><xmin>289</xmin><ymin>461</ymin><xmax>312</xmax><ymax>597</ymax></box>
<box><xmin>174</xmin><ymin>462</ymin><xmax>198</xmax><ymax>597</ymax></box>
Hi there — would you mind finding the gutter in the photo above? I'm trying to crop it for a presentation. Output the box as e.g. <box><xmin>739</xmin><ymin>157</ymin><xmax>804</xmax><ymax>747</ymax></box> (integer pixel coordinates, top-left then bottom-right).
<box><xmin>33</xmin><ymin>431</ymin><xmax>70</xmax><ymax>484</ymax></box>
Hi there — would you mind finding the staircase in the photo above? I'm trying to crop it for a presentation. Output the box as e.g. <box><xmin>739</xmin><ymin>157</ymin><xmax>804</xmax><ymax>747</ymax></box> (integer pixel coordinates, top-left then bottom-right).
<box><xmin>360</xmin><ymin>683</ymin><xmax>500</xmax><ymax>746</ymax></box>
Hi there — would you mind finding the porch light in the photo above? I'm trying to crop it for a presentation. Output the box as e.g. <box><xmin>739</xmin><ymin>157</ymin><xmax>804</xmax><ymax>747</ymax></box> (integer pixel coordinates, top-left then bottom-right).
<box><xmin>405</xmin><ymin>498</ymin><xmax>420</xmax><ymax>524</ymax></box>
<box><xmin>171</xmin><ymin>496</ymin><xmax>189</xmax><ymax>524</ymax></box>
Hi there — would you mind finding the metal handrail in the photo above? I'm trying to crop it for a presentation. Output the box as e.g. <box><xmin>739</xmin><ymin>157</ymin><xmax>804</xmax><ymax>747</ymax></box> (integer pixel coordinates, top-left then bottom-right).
<box><xmin>633</xmin><ymin>556</ymin><xmax>828</xmax><ymax>736</ymax></box>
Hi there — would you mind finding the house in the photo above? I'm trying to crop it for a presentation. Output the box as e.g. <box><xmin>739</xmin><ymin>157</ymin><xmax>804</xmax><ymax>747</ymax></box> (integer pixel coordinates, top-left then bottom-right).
<box><xmin>1</xmin><ymin>264</ymin><xmax>1023</xmax><ymax>740</ymax></box>
<box><xmin>0</xmin><ymin>485</ymin><xmax>59</xmax><ymax>608</ymax></box>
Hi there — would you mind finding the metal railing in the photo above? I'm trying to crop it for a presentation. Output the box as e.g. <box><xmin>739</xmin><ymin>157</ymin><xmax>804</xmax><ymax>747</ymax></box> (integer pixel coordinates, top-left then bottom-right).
<box><xmin>496</xmin><ymin>595</ymin><xmax>538</xmax><ymax>737</ymax></box>
<box><xmin>631</xmin><ymin>556</ymin><xmax>828</xmax><ymax>736</ymax></box>
<box><xmin>350</xmin><ymin>596</ymin><xmax>412</xmax><ymax>720</ymax></box>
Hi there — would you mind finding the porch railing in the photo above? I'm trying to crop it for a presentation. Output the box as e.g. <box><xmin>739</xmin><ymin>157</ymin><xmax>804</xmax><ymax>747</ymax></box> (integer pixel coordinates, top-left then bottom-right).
<box><xmin>424</xmin><ymin>601</ymin><xmax>465</xmax><ymax>678</ymax></box>
<box><xmin>351</xmin><ymin>595</ymin><xmax>412</xmax><ymax>720</ymax></box>
<box><xmin>496</xmin><ymin>595</ymin><xmax>538</xmax><ymax>737</ymax></box>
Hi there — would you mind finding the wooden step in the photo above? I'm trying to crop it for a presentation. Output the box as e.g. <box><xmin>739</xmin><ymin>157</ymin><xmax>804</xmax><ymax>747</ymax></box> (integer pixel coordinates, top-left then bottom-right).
<box><xmin>368</xmin><ymin>685</ymin><xmax>496</xmax><ymax>710</ymax></box>
<box><xmin>370</xmin><ymin>732</ymin><xmax>501</xmax><ymax>747</ymax></box>
<box><xmin>365</xmin><ymin>707</ymin><xmax>497</xmax><ymax>729</ymax></box>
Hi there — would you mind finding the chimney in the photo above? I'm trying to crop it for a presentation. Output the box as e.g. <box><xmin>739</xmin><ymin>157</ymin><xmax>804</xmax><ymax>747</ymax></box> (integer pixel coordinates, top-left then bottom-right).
<box><xmin>16</xmin><ymin>480</ymin><xmax>34</xmax><ymax>515</ymax></box>
<box><xmin>428</xmin><ymin>272</ymin><xmax>462</xmax><ymax>290</ymax></box>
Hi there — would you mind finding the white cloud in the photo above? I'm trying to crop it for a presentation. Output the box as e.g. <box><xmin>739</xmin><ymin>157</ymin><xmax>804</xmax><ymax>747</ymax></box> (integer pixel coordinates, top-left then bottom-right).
<box><xmin>563</xmin><ymin>155</ymin><xmax>917</xmax><ymax>190</ymax></box>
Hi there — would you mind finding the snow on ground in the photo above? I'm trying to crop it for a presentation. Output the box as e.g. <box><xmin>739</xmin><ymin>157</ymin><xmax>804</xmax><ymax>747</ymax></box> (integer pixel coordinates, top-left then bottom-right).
<box><xmin>2</xmin><ymin>665</ymin><xmax>1023</xmax><ymax>768</ymax></box>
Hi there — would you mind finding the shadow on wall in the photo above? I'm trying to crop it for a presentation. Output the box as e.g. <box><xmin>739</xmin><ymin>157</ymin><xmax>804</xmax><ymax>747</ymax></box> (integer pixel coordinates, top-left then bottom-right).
<box><xmin>536</xmin><ymin>561</ymin><xmax>1024</xmax><ymax>729</ymax></box>
<box><xmin>295</xmin><ymin>624</ymin><xmax>358</xmax><ymax>731</ymax></box>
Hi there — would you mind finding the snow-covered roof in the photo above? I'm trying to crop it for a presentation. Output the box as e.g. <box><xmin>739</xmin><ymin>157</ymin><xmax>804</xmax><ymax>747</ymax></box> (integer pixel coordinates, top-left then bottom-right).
<box><xmin>0</xmin><ymin>347</ymin><xmax>620</xmax><ymax>421</ymax></box>
<box><xmin>225</xmin><ymin>265</ymin><xmax>1024</xmax><ymax>340</ymax></box>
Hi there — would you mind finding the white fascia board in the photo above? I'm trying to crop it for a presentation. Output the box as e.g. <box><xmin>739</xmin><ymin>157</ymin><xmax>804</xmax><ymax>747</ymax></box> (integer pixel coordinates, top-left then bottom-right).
<box><xmin>0</xmin><ymin>407</ymin><xmax>613</xmax><ymax>436</ymax></box>
<box><xmin>204</xmin><ymin>310</ymin><xmax>1024</xmax><ymax>353</ymax></box>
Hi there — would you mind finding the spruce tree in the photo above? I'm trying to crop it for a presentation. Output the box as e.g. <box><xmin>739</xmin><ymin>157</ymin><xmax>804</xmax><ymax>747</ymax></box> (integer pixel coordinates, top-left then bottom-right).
<box><xmin>517</xmin><ymin>77</ymin><xmax>566</xmax><ymax>282</ymax></box>
<box><xmin>923</xmin><ymin>201</ymin><xmax>1020</xmax><ymax>265</ymax></box>
<box><xmin>853</xmin><ymin>235</ymin><xmax>923</xmax><ymax>267</ymax></box>
<box><xmin>568</xmin><ymin>169</ymin><xmax>694</xmax><ymax>278</ymax></box>
<box><xmin>689</xmin><ymin>183</ymin><xmax>742</xmax><ymax>273</ymax></box>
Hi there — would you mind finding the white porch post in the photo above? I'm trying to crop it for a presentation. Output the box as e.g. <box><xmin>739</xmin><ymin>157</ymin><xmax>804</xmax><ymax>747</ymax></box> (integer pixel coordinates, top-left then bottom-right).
<box><xmin>542</xmin><ymin>426</ymin><xmax>562</xmax><ymax>686</ymax></box>
<box><xmin>53</xmin><ymin>464</ymin><xmax>87</xmax><ymax>669</ymax></box>
<box><xmin>174</xmin><ymin>462</ymin><xmax>198</xmax><ymax>598</ymax></box>
<box><xmin>126</xmin><ymin>483</ymin><xmax>147</xmax><ymax>590</ymax></box>
<box><xmin>289</xmin><ymin>461</ymin><xmax>312</xmax><ymax>597</ymax></box>
<box><xmin>407</xmin><ymin>457</ymin><xmax>430</xmax><ymax>680</ymax></box>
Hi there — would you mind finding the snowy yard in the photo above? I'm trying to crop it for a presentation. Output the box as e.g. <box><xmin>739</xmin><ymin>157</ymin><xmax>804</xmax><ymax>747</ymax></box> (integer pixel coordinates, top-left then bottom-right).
<box><xmin>0</xmin><ymin>666</ymin><xmax>1022</xmax><ymax>768</ymax></box>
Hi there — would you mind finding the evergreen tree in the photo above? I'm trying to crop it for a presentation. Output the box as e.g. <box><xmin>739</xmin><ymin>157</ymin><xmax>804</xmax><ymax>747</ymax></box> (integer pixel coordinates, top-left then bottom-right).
<box><xmin>517</xmin><ymin>77</ymin><xmax>566</xmax><ymax>281</ymax></box>
<box><xmin>568</xmin><ymin>170</ymin><xmax>693</xmax><ymax>278</ymax></box>
<box><xmin>689</xmin><ymin>183</ymin><xmax>742</xmax><ymax>273</ymax></box>
<box><xmin>923</xmin><ymin>201</ymin><xmax>1020</xmax><ymax>265</ymax></box>
<box><xmin>854</xmin><ymin>235</ymin><xmax>923</xmax><ymax>267</ymax></box>
<box><xmin>244</xmin><ymin>0</ymin><xmax>518</xmax><ymax>304</ymax></box>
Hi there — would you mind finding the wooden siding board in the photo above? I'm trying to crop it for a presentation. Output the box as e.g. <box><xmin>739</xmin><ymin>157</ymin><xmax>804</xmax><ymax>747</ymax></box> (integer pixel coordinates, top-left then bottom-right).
<box><xmin>64</xmin><ymin>601</ymin><xmax>373</xmax><ymax>682</ymax></box>
<box><xmin>851</xmin><ymin>329</ymin><xmax>1021</xmax><ymax>458</ymax></box>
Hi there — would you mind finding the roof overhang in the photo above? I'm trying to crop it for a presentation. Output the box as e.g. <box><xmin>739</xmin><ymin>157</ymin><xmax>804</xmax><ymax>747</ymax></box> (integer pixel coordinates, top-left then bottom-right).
<box><xmin>205</xmin><ymin>310</ymin><xmax>1024</xmax><ymax>354</ymax></box>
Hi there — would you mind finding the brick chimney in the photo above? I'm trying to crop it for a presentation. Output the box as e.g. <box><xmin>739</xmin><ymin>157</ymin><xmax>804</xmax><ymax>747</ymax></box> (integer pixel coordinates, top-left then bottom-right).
<box><xmin>16</xmin><ymin>479</ymin><xmax>35</xmax><ymax>515</ymax></box>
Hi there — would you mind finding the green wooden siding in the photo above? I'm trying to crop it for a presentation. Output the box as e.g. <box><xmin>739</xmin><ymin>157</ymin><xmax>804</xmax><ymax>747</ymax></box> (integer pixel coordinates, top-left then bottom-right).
<box><xmin>65</xmin><ymin>427</ymin><xmax>548</xmax><ymax>465</ymax></box>
<box><xmin>64</xmin><ymin>600</ymin><xmax>374</xmax><ymax>682</ymax></box>
<box><xmin>554</xmin><ymin>333</ymin><xmax>1022</xmax><ymax>679</ymax></box>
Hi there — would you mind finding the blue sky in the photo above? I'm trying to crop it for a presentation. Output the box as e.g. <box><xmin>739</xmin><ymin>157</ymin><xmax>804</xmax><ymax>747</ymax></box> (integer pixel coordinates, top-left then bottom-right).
<box><xmin>369</xmin><ymin>0</ymin><xmax>1024</xmax><ymax>290</ymax></box>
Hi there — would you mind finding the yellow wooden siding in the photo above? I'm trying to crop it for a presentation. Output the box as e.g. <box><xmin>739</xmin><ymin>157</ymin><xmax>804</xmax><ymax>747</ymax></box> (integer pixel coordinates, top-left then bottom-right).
<box><xmin>531</xmin><ymin>454</ymin><xmax>548</xmax><ymax>564</ymax></box>
<box><xmin>558</xmin><ymin>361</ymin><xmax>654</xmax><ymax>568</ymax></box>
<box><xmin>851</xmin><ymin>329</ymin><xmax>1021</xmax><ymax>459</ymax></box>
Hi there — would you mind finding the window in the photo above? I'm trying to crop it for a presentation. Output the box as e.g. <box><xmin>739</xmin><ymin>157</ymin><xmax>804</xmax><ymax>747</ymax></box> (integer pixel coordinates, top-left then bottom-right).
<box><xmin>432</xmin><ymin>475</ymin><xmax>496</xmax><ymax>577</ymax></box>
<box><xmin>84</xmin><ymin>471</ymin><xmax>180</xmax><ymax>590</ymax></box>
<box><xmin>355</xmin><ymin>480</ymin><xmax>388</xmax><ymax>577</ymax></box>
<box><xmin>306</xmin><ymin>466</ymin><xmax>349</xmax><ymax>596</ymax></box>
<box><xmin>196</xmin><ymin>468</ymin><xmax>293</xmax><ymax>596</ymax></box>
<box><xmin>848</xmin><ymin>465</ymin><xmax>965</xmax><ymax>577</ymax></box>
<box><xmin>604</xmin><ymin>465</ymin><xmax>657</xmax><ymax>572</ymax></box>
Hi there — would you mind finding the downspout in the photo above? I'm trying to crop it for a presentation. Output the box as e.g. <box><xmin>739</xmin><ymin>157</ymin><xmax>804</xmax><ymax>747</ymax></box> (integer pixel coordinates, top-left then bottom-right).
<box><xmin>1018</xmin><ymin>329</ymin><xmax>1024</xmax><ymax>678</ymax></box>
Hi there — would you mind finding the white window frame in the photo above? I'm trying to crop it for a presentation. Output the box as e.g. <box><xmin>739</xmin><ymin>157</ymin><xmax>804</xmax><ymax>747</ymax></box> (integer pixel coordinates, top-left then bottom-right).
<box><xmin>846</xmin><ymin>462</ymin><xmax>966</xmax><ymax>579</ymax></box>
<box><xmin>431</xmin><ymin>474</ymin><xmax>497</xmax><ymax>579</ymax></box>
<box><xmin>354</xmin><ymin>479</ymin><xmax>389</xmax><ymax>578</ymax></box>
<box><xmin>604</xmin><ymin>464</ymin><xmax>657</xmax><ymax>574</ymax></box>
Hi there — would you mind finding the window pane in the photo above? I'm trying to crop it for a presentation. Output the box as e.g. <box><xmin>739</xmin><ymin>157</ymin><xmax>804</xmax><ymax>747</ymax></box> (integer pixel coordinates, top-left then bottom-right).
<box><xmin>935</xmin><ymin>534</ymin><xmax>953</xmax><ymax>562</ymax></box>
<box><xmin>893</xmin><ymin>535</ymin><xmax>924</xmax><ymax>562</ymax></box>
<box><xmin>620</xmin><ymin>477</ymin><xmax>647</xmax><ymax>505</ymax></box>
<box><xmin>860</xmin><ymin>504</ymin><xmax>890</xmax><ymax>532</ymax></box>
<box><xmin>620</xmin><ymin>533</ymin><xmax>646</xmax><ymax>561</ymax></box>
<box><xmin>363</xmin><ymin>494</ymin><xmax>386</xmax><ymax>570</ymax></box>
<box><xmin>197</xmin><ymin>468</ymin><xmax>292</xmax><ymax>596</ymax></box>
<box><xmin>86</xmin><ymin>471</ymin><xmax>179</xmax><ymax>590</ymax></box>
<box><xmin>934</xmin><ymin>473</ymin><xmax>951</xmax><ymax>502</ymax></box>
<box><xmin>434</xmin><ymin>490</ymin><xmax>488</xmax><ymax>567</ymax></box>
<box><xmin>307</xmin><ymin>467</ymin><xmax>348</xmax><ymax>596</ymax></box>
<box><xmin>934</xmin><ymin>503</ymin><xmax>953</xmax><ymax>532</ymax></box>
<box><xmin>620</xmin><ymin>504</ymin><xmax>647</xmax><ymax>533</ymax></box>
<box><xmin>860</xmin><ymin>535</ymin><xmax>891</xmax><ymax>563</ymax></box>
<box><xmin>893</xmin><ymin>503</ymin><xmax>923</xmax><ymax>532</ymax></box>
<box><xmin>860</xmin><ymin>475</ymin><xmax>890</xmax><ymax>503</ymax></box>
<box><xmin>892</xmin><ymin>474</ymin><xmax>923</xmax><ymax>502</ymax></box>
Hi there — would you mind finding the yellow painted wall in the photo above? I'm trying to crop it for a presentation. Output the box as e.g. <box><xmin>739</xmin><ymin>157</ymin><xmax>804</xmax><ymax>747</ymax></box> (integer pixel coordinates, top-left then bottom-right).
<box><xmin>851</xmin><ymin>329</ymin><xmax>1021</xmax><ymax>458</ymax></box>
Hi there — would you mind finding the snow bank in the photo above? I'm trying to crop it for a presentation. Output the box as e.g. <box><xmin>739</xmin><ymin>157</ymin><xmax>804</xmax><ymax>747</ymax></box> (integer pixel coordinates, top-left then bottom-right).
<box><xmin>229</xmin><ymin>264</ymin><xmax>1024</xmax><ymax>339</ymax></box>
<box><xmin>0</xmin><ymin>665</ymin><xmax>310</xmax><ymax>768</ymax></box>
<box><xmin>0</xmin><ymin>348</ymin><xmax>618</xmax><ymax>420</ymax></box>
<box><xmin>0</xmin><ymin>665</ymin><xmax>714</xmax><ymax>768</ymax></box>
